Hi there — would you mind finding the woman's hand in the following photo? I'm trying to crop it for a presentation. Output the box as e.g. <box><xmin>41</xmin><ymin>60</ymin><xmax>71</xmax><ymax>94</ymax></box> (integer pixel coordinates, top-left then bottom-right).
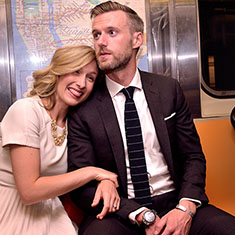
<box><xmin>94</xmin><ymin>168</ymin><xmax>119</xmax><ymax>187</ymax></box>
<box><xmin>91</xmin><ymin>179</ymin><xmax>120</xmax><ymax>220</ymax></box>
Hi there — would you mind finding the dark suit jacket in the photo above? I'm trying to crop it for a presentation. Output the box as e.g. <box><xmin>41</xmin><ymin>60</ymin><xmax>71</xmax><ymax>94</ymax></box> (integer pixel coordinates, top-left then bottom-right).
<box><xmin>67</xmin><ymin>70</ymin><xmax>208</xmax><ymax>221</ymax></box>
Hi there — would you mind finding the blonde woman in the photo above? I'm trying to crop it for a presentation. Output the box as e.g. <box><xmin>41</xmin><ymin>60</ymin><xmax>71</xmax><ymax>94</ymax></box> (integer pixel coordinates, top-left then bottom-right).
<box><xmin>0</xmin><ymin>45</ymin><xmax>120</xmax><ymax>235</ymax></box>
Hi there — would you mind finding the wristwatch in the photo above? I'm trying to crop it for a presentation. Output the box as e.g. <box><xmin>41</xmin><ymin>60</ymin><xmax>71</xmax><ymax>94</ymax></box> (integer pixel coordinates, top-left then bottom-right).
<box><xmin>142</xmin><ymin>209</ymin><xmax>157</xmax><ymax>227</ymax></box>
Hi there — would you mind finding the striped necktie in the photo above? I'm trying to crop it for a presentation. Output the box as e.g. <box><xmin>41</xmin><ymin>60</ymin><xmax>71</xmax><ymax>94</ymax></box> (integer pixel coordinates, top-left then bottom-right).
<box><xmin>122</xmin><ymin>86</ymin><xmax>152</xmax><ymax>207</ymax></box>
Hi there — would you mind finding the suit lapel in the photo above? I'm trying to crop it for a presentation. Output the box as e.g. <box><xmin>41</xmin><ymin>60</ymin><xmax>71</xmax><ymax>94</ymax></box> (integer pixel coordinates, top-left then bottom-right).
<box><xmin>96</xmin><ymin>82</ymin><xmax>128</xmax><ymax>194</ymax></box>
<box><xmin>140</xmin><ymin>71</ymin><xmax>175</xmax><ymax>180</ymax></box>
<box><xmin>94</xmin><ymin>72</ymin><xmax>176</xmax><ymax>191</ymax></box>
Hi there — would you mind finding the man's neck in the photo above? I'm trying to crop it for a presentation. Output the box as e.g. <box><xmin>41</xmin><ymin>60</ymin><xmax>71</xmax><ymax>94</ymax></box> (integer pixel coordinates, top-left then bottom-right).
<box><xmin>106</xmin><ymin>63</ymin><xmax>137</xmax><ymax>87</ymax></box>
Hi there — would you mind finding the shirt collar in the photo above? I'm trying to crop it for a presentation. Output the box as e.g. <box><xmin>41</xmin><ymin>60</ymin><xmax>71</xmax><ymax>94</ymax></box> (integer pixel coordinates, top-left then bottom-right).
<box><xmin>106</xmin><ymin>69</ymin><xmax>142</xmax><ymax>98</ymax></box>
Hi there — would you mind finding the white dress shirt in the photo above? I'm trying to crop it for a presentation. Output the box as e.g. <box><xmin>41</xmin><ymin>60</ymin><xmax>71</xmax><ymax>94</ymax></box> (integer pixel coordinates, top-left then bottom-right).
<box><xmin>106</xmin><ymin>70</ymin><xmax>200</xmax><ymax>223</ymax></box>
<box><xmin>106</xmin><ymin>70</ymin><xmax>175</xmax><ymax>198</ymax></box>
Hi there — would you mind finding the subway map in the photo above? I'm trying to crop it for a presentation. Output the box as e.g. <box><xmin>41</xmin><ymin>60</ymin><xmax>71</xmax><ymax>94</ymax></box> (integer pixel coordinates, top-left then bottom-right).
<box><xmin>11</xmin><ymin>0</ymin><xmax>148</xmax><ymax>98</ymax></box>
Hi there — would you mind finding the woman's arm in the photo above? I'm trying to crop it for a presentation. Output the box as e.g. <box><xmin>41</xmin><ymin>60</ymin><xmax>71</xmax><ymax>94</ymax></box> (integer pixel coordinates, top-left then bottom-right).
<box><xmin>10</xmin><ymin>145</ymin><xmax>119</xmax><ymax>206</ymax></box>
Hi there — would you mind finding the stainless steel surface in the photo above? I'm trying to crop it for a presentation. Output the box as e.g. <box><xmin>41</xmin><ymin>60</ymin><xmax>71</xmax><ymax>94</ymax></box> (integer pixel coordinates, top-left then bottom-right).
<box><xmin>146</xmin><ymin>0</ymin><xmax>201</xmax><ymax>117</ymax></box>
<box><xmin>0</xmin><ymin>0</ymin><xmax>15</xmax><ymax>121</ymax></box>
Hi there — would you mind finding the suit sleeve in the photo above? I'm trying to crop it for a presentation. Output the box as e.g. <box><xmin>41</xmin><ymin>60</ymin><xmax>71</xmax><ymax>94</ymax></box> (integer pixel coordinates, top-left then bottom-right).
<box><xmin>169</xmin><ymin>79</ymin><xmax>208</xmax><ymax>202</ymax></box>
<box><xmin>67</xmin><ymin>106</ymin><xmax>141</xmax><ymax>221</ymax></box>
<box><xmin>67</xmin><ymin>106</ymin><xmax>102</xmax><ymax>215</ymax></box>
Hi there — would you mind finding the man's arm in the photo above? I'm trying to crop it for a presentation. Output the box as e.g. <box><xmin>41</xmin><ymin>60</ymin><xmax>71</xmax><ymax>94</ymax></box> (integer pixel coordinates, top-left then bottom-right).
<box><xmin>172</xmin><ymin>79</ymin><xmax>208</xmax><ymax>202</ymax></box>
<box><xmin>67</xmin><ymin>105</ymin><xmax>142</xmax><ymax>221</ymax></box>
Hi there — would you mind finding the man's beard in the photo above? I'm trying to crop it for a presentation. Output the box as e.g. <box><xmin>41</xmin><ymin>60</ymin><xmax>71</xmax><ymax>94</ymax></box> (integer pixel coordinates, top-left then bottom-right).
<box><xmin>97</xmin><ymin>48</ymin><xmax>132</xmax><ymax>72</ymax></box>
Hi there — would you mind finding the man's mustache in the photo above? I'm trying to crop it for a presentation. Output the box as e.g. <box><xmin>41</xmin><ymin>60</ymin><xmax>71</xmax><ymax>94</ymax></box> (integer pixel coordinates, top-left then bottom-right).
<box><xmin>97</xmin><ymin>48</ymin><xmax>112</xmax><ymax>56</ymax></box>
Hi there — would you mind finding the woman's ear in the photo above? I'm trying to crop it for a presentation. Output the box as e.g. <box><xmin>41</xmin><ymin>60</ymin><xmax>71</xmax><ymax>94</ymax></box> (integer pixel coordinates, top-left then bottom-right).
<box><xmin>132</xmin><ymin>32</ymin><xmax>143</xmax><ymax>49</ymax></box>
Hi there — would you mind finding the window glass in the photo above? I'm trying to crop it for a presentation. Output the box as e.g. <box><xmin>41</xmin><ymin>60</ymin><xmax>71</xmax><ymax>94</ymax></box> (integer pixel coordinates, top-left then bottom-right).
<box><xmin>198</xmin><ymin>0</ymin><xmax>235</xmax><ymax>97</ymax></box>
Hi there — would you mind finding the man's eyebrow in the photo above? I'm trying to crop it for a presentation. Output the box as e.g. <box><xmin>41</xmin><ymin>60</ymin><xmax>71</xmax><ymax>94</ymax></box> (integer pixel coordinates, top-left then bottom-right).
<box><xmin>92</xmin><ymin>26</ymin><xmax>119</xmax><ymax>33</ymax></box>
<box><xmin>91</xmin><ymin>29</ymin><xmax>98</xmax><ymax>34</ymax></box>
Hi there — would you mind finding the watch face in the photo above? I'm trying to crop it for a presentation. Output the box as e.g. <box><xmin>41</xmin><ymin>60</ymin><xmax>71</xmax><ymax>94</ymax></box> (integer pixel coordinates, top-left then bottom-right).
<box><xmin>143</xmin><ymin>210</ymin><xmax>157</xmax><ymax>227</ymax></box>
<box><xmin>145</xmin><ymin>211</ymin><xmax>155</xmax><ymax>222</ymax></box>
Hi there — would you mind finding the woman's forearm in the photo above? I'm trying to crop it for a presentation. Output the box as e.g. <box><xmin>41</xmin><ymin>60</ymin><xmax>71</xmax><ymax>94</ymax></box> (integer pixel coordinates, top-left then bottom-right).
<box><xmin>21</xmin><ymin>166</ymin><xmax>100</xmax><ymax>205</ymax></box>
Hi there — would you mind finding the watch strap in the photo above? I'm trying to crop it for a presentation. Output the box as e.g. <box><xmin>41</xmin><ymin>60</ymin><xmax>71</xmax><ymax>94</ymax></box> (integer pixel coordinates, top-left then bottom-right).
<box><xmin>176</xmin><ymin>204</ymin><xmax>195</xmax><ymax>218</ymax></box>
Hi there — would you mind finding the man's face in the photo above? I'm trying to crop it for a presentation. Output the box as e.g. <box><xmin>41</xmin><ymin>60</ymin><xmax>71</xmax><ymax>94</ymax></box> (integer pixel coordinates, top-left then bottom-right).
<box><xmin>91</xmin><ymin>10</ymin><xmax>134</xmax><ymax>72</ymax></box>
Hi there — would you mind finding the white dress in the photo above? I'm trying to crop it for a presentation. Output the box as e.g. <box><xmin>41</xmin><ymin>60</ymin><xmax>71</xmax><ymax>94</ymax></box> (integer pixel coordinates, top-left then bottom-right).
<box><xmin>0</xmin><ymin>97</ymin><xmax>77</xmax><ymax>235</ymax></box>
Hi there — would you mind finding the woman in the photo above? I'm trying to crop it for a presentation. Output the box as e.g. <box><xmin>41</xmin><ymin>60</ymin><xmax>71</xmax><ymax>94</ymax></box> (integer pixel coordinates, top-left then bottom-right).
<box><xmin>0</xmin><ymin>45</ymin><xmax>120</xmax><ymax>235</ymax></box>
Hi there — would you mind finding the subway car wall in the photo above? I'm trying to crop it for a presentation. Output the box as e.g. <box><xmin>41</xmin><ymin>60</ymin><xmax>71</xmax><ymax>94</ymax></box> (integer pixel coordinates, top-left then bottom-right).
<box><xmin>0</xmin><ymin>0</ymin><xmax>235</xmax><ymax>120</ymax></box>
<box><xmin>146</xmin><ymin>0</ymin><xmax>235</xmax><ymax>118</ymax></box>
<box><xmin>0</xmin><ymin>0</ymin><xmax>15</xmax><ymax>121</ymax></box>
<box><xmin>198</xmin><ymin>0</ymin><xmax>235</xmax><ymax>117</ymax></box>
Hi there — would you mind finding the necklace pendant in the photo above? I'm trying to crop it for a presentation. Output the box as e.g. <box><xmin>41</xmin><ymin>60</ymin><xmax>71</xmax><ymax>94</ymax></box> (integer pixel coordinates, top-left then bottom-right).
<box><xmin>51</xmin><ymin>119</ymin><xmax>66</xmax><ymax>146</ymax></box>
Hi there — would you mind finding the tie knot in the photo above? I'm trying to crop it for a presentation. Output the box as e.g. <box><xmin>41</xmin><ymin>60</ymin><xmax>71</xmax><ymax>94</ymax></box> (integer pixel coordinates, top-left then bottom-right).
<box><xmin>122</xmin><ymin>86</ymin><xmax>135</xmax><ymax>100</ymax></box>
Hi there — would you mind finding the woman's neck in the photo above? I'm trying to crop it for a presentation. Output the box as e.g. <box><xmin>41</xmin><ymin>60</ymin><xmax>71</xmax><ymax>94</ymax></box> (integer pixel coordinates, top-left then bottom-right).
<box><xmin>41</xmin><ymin>97</ymin><xmax>68</xmax><ymax>128</ymax></box>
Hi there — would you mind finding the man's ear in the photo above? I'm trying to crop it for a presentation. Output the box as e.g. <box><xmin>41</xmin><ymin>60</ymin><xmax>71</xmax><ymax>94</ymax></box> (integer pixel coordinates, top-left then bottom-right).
<box><xmin>132</xmin><ymin>32</ymin><xmax>143</xmax><ymax>49</ymax></box>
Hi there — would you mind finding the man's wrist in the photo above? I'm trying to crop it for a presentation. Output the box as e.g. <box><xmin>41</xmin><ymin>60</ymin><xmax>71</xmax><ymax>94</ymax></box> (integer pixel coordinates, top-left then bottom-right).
<box><xmin>180</xmin><ymin>198</ymin><xmax>201</xmax><ymax>208</ymax></box>
<box><xmin>136</xmin><ymin>209</ymin><xmax>149</xmax><ymax>225</ymax></box>
<box><xmin>176</xmin><ymin>204</ymin><xmax>195</xmax><ymax>218</ymax></box>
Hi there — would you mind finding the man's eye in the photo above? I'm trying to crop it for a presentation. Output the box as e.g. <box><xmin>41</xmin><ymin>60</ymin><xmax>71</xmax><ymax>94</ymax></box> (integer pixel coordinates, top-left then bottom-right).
<box><xmin>93</xmin><ymin>33</ymin><xmax>100</xmax><ymax>39</ymax></box>
<box><xmin>109</xmin><ymin>30</ymin><xmax>116</xmax><ymax>36</ymax></box>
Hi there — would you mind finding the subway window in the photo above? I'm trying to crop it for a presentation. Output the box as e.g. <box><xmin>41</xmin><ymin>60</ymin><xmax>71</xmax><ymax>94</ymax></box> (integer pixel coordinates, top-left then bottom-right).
<box><xmin>198</xmin><ymin>0</ymin><xmax>235</xmax><ymax>98</ymax></box>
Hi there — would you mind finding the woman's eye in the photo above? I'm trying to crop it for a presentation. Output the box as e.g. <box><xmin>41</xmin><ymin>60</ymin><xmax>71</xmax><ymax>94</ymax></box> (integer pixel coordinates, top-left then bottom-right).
<box><xmin>87</xmin><ymin>76</ymin><xmax>95</xmax><ymax>82</ymax></box>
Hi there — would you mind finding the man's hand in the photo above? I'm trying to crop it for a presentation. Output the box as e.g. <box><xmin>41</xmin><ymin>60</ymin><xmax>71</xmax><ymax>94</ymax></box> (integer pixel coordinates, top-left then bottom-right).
<box><xmin>94</xmin><ymin>167</ymin><xmax>119</xmax><ymax>187</ymax></box>
<box><xmin>139</xmin><ymin>201</ymin><xmax>196</xmax><ymax>235</ymax></box>
<box><xmin>91</xmin><ymin>179</ymin><xmax>120</xmax><ymax>220</ymax></box>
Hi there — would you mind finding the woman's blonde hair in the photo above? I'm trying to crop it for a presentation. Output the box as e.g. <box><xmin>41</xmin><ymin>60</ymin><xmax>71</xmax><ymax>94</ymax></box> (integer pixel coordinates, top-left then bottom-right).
<box><xmin>29</xmin><ymin>45</ymin><xmax>96</xmax><ymax>109</ymax></box>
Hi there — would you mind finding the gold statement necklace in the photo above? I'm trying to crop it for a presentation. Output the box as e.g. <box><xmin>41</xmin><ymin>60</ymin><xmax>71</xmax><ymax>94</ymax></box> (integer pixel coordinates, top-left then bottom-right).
<box><xmin>51</xmin><ymin>119</ymin><xmax>67</xmax><ymax>146</ymax></box>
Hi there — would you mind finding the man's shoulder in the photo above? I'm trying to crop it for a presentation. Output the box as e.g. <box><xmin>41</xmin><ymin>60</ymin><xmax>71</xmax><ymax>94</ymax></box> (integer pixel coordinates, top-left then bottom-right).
<box><xmin>71</xmin><ymin>93</ymin><xmax>98</xmax><ymax>111</ymax></box>
<box><xmin>139</xmin><ymin>70</ymin><xmax>178</xmax><ymax>87</ymax></box>
<box><xmin>69</xmin><ymin>82</ymin><xmax>107</xmax><ymax>112</ymax></box>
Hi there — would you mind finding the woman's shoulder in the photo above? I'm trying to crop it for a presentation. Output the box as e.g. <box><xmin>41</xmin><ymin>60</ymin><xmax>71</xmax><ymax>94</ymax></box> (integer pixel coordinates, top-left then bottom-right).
<box><xmin>8</xmin><ymin>96</ymin><xmax>43</xmax><ymax>114</ymax></box>
<box><xmin>12</xmin><ymin>96</ymin><xmax>40</xmax><ymax>107</ymax></box>
<box><xmin>1</xmin><ymin>96</ymin><xmax>47</xmax><ymax>148</ymax></box>
<box><xmin>2</xmin><ymin>96</ymin><xmax>46</xmax><ymax>126</ymax></box>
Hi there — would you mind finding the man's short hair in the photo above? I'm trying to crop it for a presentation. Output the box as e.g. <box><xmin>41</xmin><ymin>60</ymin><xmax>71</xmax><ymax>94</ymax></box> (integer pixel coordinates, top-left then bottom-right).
<box><xmin>90</xmin><ymin>1</ymin><xmax>144</xmax><ymax>34</ymax></box>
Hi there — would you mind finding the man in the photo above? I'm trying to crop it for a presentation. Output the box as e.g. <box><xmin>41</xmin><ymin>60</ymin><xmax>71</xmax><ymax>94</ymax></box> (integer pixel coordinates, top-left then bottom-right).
<box><xmin>68</xmin><ymin>1</ymin><xmax>235</xmax><ymax>234</ymax></box>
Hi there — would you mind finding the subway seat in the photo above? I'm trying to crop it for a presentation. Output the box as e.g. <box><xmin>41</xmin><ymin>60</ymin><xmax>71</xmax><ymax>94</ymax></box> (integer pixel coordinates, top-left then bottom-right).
<box><xmin>195</xmin><ymin>118</ymin><xmax>235</xmax><ymax>216</ymax></box>
<box><xmin>62</xmin><ymin>118</ymin><xmax>235</xmax><ymax>227</ymax></box>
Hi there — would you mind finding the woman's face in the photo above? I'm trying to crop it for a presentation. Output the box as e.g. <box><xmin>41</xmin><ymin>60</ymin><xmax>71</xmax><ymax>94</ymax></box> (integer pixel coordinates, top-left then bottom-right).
<box><xmin>55</xmin><ymin>60</ymin><xmax>98</xmax><ymax>107</ymax></box>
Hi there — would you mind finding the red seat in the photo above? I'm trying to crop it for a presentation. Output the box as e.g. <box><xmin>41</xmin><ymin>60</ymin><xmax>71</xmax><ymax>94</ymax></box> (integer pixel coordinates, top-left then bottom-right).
<box><xmin>60</xmin><ymin>194</ymin><xmax>84</xmax><ymax>227</ymax></box>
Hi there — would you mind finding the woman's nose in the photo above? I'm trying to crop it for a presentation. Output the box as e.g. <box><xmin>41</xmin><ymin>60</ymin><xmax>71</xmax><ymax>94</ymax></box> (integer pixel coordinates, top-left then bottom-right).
<box><xmin>76</xmin><ymin>76</ymin><xmax>86</xmax><ymax>89</ymax></box>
